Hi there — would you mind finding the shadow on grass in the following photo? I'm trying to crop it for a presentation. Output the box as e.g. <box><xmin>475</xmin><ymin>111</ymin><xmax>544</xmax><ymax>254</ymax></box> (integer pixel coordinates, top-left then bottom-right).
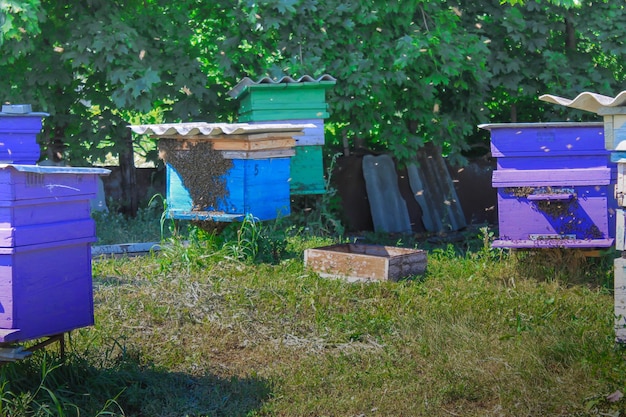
<box><xmin>0</xmin><ymin>349</ymin><xmax>271</xmax><ymax>417</ymax></box>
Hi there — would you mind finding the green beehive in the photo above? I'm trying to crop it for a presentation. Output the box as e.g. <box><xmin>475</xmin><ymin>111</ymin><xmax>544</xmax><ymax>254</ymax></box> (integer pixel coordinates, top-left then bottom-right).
<box><xmin>229</xmin><ymin>75</ymin><xmax>336</xmax><ymax>195</ymax></box>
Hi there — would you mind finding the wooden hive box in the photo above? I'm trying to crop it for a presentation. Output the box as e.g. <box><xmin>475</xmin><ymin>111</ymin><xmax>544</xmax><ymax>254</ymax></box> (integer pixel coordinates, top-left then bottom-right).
<box><xmin>165</xmin><ymin>156</ymin><xmax>292</xmax><ymax>222</ymax></box>
<box><xmin>480</xmin><ymin>122</ymin><xmax>617</xmax><ymax>249</ymax></box>
<box><xmin>0</xmin><ymin>106</ymin><xmax>49</xmax><ymax>165</ymax></box>
<box><xmin>235</xmin><ymin>82</ymin><xmax>334</xmax><ymax>123</ymax></box>
<box><xmin>229</xmin><ymin>77</ymin><xmax>335</xmax><ymax>196</ymax></box>
<box><xmin>130</xmin><ymin>122</ymin><xmax>309</xmax><ymax>222</ymax></box>
<box><xmin>0</xmin><ymin>165</ymin><xmax>109</xmax><ymax>344</ymax></box>
<box><xmin>304</xmin><ymin>244</ymin><xmax>427</xmax><ymax>282</ymax></box>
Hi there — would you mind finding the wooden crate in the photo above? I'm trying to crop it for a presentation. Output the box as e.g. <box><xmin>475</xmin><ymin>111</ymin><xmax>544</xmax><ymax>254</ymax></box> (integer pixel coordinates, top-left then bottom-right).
<box><xmin>304</xmin><ymin>244</ymin><xmax>427</xmax><ymax>282</ymax></box>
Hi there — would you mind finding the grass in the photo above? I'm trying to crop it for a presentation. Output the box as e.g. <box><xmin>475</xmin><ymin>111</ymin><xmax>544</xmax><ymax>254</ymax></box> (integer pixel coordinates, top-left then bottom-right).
<box><xmin>2</xmin><ymin>210</ymin><xmax>626</xmax><ymax>416</ymax></box>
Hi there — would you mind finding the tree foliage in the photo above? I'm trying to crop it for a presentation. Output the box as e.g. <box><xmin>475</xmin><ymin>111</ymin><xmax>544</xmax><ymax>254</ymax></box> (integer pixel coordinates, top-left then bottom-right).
<box><xmin>1</xmin><ymin>0</ymin><xmax>625</xmax><ymax>171</ymax></box>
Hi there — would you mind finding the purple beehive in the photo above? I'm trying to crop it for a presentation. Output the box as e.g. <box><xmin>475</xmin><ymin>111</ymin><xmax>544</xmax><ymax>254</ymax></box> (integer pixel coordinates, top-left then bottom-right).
<box><xmin>480</xmin><ymin>122</ymin><xmax>617</xmax><ymax>249</ymax></box>
<box><xmin>0</xmin><ymin>165</ymin><xmax>109</xmax><ymax>343</ymax></box>
<box><xmin>0</xmin><ymin>105</ymin><xmax>48</xmax><ymax>165</ymax></box>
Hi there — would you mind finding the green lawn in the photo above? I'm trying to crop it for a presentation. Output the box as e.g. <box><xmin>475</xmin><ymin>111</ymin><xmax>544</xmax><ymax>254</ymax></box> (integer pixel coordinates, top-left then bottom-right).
<box><xmin>1</xmin><ymin>216</ymin><xmax>625</xmax><ymax>416</ymax></box>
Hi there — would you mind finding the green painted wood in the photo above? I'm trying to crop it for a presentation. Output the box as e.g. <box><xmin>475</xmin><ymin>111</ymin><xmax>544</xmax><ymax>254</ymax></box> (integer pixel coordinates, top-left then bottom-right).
<box><xmin>237</xmin><ymin>83</ymin><xmax>333</xmax><ymax>122</ymax></box>
<box><xmin>239</xmin><ymin>108</ymin><xmax>330</xmax><ymax>122</ymax></box>
<box><xmin>290</xmin><ymin>146</ymin><xmax>325</xmax><ymax>195</ymax></box>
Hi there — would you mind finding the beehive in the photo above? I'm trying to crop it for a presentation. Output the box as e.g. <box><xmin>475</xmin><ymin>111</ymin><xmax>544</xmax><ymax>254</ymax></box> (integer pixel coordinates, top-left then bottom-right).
<box><xmin>0</xmin><ymin>165</ymin><xmax>110</xmax><ymax>343</ymax></box>
<box><xmin>0</xmin><ymin>105</ymin><xmax>48</xmax><ymax>165</ymax></box>
<box><xmin>480</xmin><ymin>122</ymin><xmax>616</xmax><ymax>248</ymax></box>
<box><xmin>130</xmin><ymin>122</ymin><xmax>309</xmax><ymax>222</ymax></box>
<box><xmin>228</xmin><ymin>76</ymin><xmax>336</xmax><ymax>195</ymax></box>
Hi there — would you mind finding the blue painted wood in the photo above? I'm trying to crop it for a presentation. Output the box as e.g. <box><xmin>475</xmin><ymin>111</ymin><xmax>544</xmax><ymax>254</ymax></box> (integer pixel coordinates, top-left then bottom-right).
<box><xmin>166</xmin><ymin>157</ymin><xmax>291</xmax><ymax>221</ymax></box>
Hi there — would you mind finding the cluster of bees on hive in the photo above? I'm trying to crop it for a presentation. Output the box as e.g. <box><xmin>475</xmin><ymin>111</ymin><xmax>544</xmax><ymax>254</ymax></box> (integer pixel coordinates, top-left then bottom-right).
<box><xmin>505</xmin><ymin>186</ymin><xmax>603</xmax><ymax>239</ymax></box>
<box><xmin>158</xmin><ymin>139</ymin><xmax>233</xmax><ymax>211</ymax></box>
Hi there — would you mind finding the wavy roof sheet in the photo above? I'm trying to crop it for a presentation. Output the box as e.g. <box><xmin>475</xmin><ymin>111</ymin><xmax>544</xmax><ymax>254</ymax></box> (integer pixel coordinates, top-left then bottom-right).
<box><xmin>129</xmin><ymin>122</ymin><xmax>313</xmax><ymax>137</ymax></box>
<box><xmin>228</xmin><ymin>74</ymin><xmax>336</xmax><ymax>98</ymax></box>
<box><xmin>539</xmin><ymin>91</ymin><xmax>626</xmax><ymax>114</ymax></box>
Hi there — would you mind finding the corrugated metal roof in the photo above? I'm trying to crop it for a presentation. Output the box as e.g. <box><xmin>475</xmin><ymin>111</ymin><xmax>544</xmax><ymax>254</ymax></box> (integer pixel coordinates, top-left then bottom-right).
<box><xmin>540</xmin><ymin>91</ymin><xmax>626</xmax><ymax>114</ymax></box>
<box><xmin>129</xmin><ymin>122</ymin><xmax>313</xmax><ymax>137</ymax></box>
<box><xmin>228</xmin><ymin>74</ymin><xmax>336</xmax><ymax>98</ymax></box>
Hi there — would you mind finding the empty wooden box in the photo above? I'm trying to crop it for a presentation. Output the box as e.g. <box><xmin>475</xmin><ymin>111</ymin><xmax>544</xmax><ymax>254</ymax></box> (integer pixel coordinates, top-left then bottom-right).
<box><xmin>304</xmin><ymin>243</ymin><xmax>427</xmax><ymax>282</ymax></box>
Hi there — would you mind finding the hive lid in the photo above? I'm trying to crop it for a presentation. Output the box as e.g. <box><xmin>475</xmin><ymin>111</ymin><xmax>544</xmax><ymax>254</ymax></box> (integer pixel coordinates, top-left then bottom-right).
<box><xmin>0</xmin><ymin>164</ymin><xmax>111</xmax><ymax>175</ymax></box>
<box><xmin>539</xmin><ymin>91</ymin><xmax>626</xmax><ymax>114</ymax></box>
<box><xmin>228</xmin><ymin>74</ymin><xmax>336</xmax><ymax>99</ymax></box>
<box><xmin>0</xmin><ymin>104</ymin><xmax>49</xmax><ymax>117</ymax></box>
<box><xmin>479</xmin><ymin>122</ymin><xmax>603</xmax><ymax>130</ymax></box>
<box><xmin>128</xmin><ymin>122</ymin><xmax>314</xmax><ymax>137</ymax></box>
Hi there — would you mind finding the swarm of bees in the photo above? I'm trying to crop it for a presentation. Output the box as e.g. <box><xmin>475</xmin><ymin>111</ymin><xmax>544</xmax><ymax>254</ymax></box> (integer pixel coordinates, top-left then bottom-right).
<box><xmin>158</xmin><ymin>139</ymin><xmax>233</xmax><ymax>211</ymax></box>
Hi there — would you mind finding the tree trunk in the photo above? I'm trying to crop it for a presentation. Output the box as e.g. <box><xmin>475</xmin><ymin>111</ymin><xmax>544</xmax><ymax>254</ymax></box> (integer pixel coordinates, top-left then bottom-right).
<box><xmin>119</xmin><ymin>129</ymin><xmax>138</xmax><ymax>216</ymax></box>
<box><xmin>565</xmin><ymin>13</ymin><xmax>576</xmax><ymax>51</ymax></box>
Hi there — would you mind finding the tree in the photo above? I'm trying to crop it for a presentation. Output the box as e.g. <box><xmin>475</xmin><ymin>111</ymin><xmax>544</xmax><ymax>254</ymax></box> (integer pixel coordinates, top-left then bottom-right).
<box><xmin>192</xmin><ymin>0</ymin><xmax>492</xmax><ymax>166</ymax></box>
<box><xmin>0</xmin><ymin>0</ymin><xmax>224</xmax><ymax>214</ymax></box>
<box><xmin>458</xmin><ymin>0</ymin><xmax>625</xmax><ymax>127</ymax></box>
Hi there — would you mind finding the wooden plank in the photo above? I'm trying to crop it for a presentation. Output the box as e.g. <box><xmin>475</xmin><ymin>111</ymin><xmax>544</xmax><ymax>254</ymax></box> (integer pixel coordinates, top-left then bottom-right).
<box><xmin>615</xmin><ymin>258</ymin><xmax>626</xmax><ymax>343</ymax></box>
<box><xmin>157</xmin><ymin>136</ymin><xmax>295</xmax><ymax>151</ymax></box>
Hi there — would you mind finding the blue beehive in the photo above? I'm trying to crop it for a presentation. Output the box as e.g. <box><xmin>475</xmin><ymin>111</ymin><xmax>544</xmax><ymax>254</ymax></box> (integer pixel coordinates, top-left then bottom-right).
<box><xmin>130</xmin><ymin>122</ymin><xmax>310</xmax><ymax>222</ymax></box>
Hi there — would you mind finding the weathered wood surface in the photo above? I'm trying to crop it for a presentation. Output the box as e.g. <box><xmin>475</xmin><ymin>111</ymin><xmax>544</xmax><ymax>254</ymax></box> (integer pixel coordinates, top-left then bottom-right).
<box><xmin>155</xmin><ymin>136</ymin><xmax>296</xmax><ymax>152</ymax></box>
<box><xmin>615</xmin><ymin>258</ymin><xmax>626</xmax><ymax>343</ymax></box>
<box><xmin>304</xmin><ymin>244</ymin><xmax>427</xmax><ymax>282</ymax></box>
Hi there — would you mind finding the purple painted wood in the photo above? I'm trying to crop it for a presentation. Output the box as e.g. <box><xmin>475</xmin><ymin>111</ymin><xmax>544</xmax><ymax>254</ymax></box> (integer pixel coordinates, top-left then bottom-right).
<box><xmin>0</xmin><ymin>238</ymin><xmax>94</xmax><ymax>342</ymax></box>
<box><xmin>495</xmin><ymin>185</ymin><xmax>613</xmax><ymax>245</ymax></box>
<box><xmin>492</xmin><ymin>167</ymin><xmax>612</xmax><ymax>187</ymax></box>
<box><xmin>0</xmin><ymin>113</ymin><xmax>48</xmax><ymax>165</ymax></box>
<box><xmin>496</xmin><ymin>155</ymin><xmax>611</xmax><ymax>170</ymax></box>
<box><xmin>492</xmin><ymin>238</ymin><xmax>614</xmax><ymax>249</ymax></box>
<box><xmin>0</xmin><ymin>198</ymin><xmax>91</xmax><ymax>227</ymax></box>
<box><xmin>0</xmin><ymin>165</ymin><xmax>109</xmax><ymax>344</ymax></box>
<box><xmin>483</xmin><ymin>122</ymin><xmax>617</xmax><ymax>249</ymax></box>
<box><xmin>0</xmin><ymin>218</ymin><xmax>95</xmax><ymax>247</ymax></box>
<box><xmin>480</xmin><ymin>122</ymin><xmax>605</xmax><ymax>159</ymax></box>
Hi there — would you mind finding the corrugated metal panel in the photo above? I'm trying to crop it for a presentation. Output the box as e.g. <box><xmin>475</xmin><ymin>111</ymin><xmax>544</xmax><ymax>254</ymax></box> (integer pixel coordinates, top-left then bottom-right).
<box><xmin>128</xmin><ymin>122</ymin><xmax>313</xmax><ymax>137</ymax></box>
<box><xmin>409</xmin><ymin>144</ymin><xmax>467</xmax><ymax>233</ymax></box>
<box><xmin>540</xmin><ymin>91</ymin><xmax>626</xmax><ymax>113</ymax></box>
<box><xmin>228</xmin><ymin>74</ymin><xmax>337</xmax><ymax>99</ymax></box>
<box><xmin>362</xmin><ymin>154</ymin><xmax>412</xmax><ymax>234</ymax></box>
